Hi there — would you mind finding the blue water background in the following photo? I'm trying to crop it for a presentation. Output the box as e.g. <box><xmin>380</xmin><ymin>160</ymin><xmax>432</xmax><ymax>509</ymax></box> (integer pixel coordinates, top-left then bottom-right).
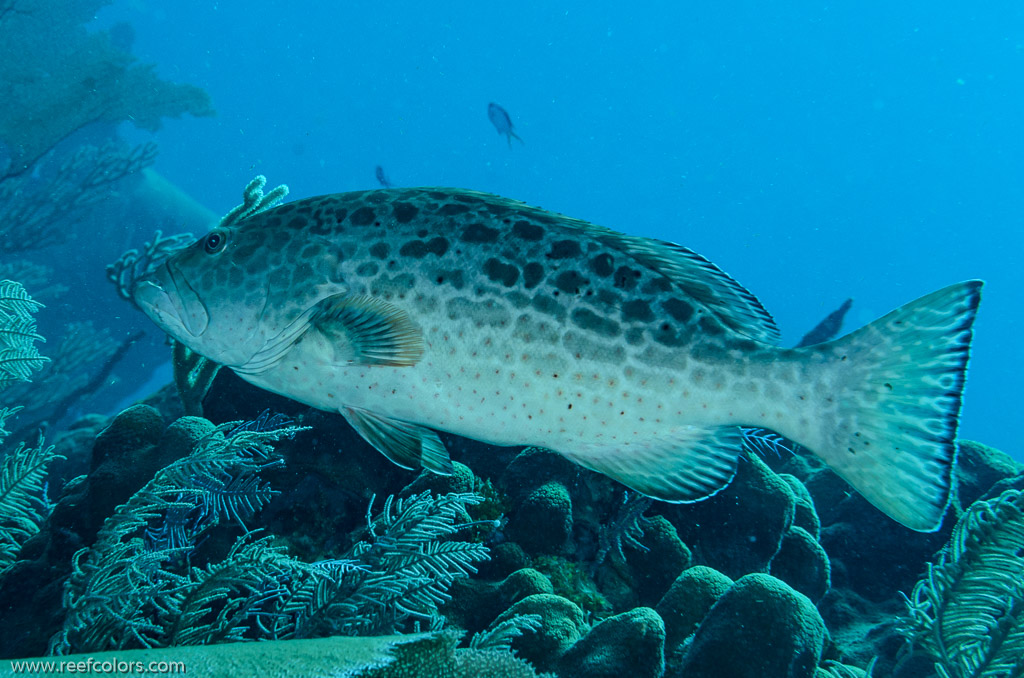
<box><xmin>95</xmin><ymin>1</ymin><xmax>1023</xmax><ymax>457</ymax></box>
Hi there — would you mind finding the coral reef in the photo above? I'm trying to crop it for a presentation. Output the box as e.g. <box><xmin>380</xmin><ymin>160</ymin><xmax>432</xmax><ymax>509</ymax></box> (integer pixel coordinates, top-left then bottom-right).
<box><xmin>557</xmin><ymin>607</ymin><xmax>665</xmax><ymax>678</ymax></box>
<box><xmin>671</xmin><ymin>573</ymin><xmax>827</xmax><ymax>678</ymax></box>
<box><xmin>900</xmin><ymin>489</ymin><xmax>1024</xmax><ymax>677</ymax></box>
<box><xmin>2</xmin><ymin>248</ymin><xmax>1021</xmax><ymax>676</ymax></box>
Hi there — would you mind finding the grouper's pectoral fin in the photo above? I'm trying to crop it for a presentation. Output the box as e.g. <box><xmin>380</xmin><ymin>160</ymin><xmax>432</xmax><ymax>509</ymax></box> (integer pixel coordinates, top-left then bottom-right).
<box><xmin>310</xmin><ymin>294</ymin><xmax>424</xmax><ymax>367</ymax></box>
<box><xmin>341</xmin><ymin>406</ymin><xmax>453</xmax><ymax>475</ymax></box>
<box><xmin>561</xmin><ymin>425</ymin><xmax>743</xmax><ymax>502</ymax></box>
<box><xmin>237</xmin><ymin>293</ymin><xmax>424</xmax><ymax>376</ymax></box>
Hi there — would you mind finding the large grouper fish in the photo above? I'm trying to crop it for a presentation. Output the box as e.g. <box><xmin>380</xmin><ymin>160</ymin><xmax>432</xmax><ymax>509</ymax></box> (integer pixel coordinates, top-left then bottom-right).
<box><xmin>134</xmin><ymin>187</ymin><xmax>982</xmax><ymax>532</ymax></box>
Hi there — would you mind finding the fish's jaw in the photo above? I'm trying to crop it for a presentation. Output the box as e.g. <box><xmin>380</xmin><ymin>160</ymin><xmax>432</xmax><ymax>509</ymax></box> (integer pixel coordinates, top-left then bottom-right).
<box><xmin>134</xmin><ymin>278</ymin><xmax>192</xmax><ymax>344</ymax></box>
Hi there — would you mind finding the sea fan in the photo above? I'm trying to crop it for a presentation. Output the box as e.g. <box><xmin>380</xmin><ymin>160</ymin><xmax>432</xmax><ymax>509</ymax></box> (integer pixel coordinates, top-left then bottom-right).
<box><xmin>901</xmin><ymin>489</ymin><xmax>1024</xmax><ymax>678</ymax></box>
<box><xmin>53</xmin><ymin>420</ymin><xmax>303</xmax><ymax>654</ymax></box>
<box><xmin>470</xmin><ymin>614</ymin><xmax>544</xmax><ymax>652</ymax></box>
<box><xmin>595</xmin><ymin>490</ymin><xmax>653</xmax><ymax>566</ymax></box>
<box><xmin>0</xmin><ymin>280</ymin><xmax>47</xmax><ymax>392</ymax></box>
<box><xmin>53</xmin><ymin>415</ymin><xmax>490</xmax><ymax>654</ymax></box>
<box><xmin>0</xmin><ymin>434</ymin><xmax>63</xmax><ymax>577</ymax></box>
<box><xmin>741</xmin><ymin>426</ymin><xmax>796</xmax><ymax>459</ymax></box>
<box><xmin>281</xmin><ymin>491</ymin><xmax>491</xmax><ymax>638</ymax></box>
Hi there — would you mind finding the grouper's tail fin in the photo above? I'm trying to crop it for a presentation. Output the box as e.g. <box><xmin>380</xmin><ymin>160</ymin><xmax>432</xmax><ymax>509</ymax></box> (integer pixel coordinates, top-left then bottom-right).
<box><xmin>817</xmin><ymin>280</ymin><xmax>982</xmax><ymax>532</ymax></box>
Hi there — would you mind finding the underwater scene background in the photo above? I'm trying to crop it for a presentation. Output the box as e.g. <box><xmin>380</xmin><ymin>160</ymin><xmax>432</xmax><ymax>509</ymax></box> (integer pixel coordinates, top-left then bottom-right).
<box><xmin>1</xmin><ymin>1</ymin><xmax>1022</xmax><ymax>676</ymax></box>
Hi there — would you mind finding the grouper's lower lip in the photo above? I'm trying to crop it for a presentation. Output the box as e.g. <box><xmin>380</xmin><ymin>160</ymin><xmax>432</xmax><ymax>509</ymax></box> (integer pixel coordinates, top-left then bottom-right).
<box><xmin>133</xmin><ymin>279</ymin><xmax>187</xmax><ymax>338</ymax></box>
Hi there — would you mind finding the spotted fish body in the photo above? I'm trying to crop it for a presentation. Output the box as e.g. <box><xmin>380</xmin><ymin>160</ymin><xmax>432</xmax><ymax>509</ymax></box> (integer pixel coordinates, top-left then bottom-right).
<box><xmin>135</xmin><ymin>187</ymin><xmax>982</xmax><ymax>532</ymax></box>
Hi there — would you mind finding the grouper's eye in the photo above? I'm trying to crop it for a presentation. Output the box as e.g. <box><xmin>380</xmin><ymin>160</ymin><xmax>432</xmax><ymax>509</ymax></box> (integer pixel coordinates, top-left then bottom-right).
<box><xmin>203</xmin><ymin>230</ymin><xmax>228</xmax><ymax>254</ymax></box>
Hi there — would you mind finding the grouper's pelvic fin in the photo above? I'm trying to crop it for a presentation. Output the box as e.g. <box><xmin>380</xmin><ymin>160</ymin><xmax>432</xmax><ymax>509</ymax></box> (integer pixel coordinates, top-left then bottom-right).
<box><xmin>809</xmin><ymin>279</ymin><xmax>982</xmax><ymax>532</ymax></box>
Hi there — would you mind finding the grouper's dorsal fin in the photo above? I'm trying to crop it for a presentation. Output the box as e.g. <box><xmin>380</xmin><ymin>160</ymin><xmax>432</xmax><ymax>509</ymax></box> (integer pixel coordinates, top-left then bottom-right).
<box><xmin>565</xmin><ymin>215</ymin><xmax>780</xmax><ymax>344</ymax></box>
<box><xmin>416</xmin><ymin>188</ymin><xmax>780</xmax><ymax>344</ymax></box>
<box><xmin>615</xmin><ymin>238</ymin><xmax>780</xmax><ymax>344</ymax></box>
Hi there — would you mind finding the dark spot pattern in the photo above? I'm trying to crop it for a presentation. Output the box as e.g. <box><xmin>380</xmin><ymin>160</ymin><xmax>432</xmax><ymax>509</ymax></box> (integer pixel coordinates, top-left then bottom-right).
<box><xmin>350</xmin><ymin>207</ymin><xmax>376</xmax><ymax>226</ymax></box>
<box><xmin>523</xmin><ymin>262</ymin><xmax>545</xmax><ymax>289</ymax></box>
<box><xmin>589</xmin><ymin>253</ymin><xmax>614</xmax><ymax>277</ymax></box>
<box><xmin>613</xmin><ymin>266</ymin><xmax>641</xmax><ymax>290</ymax></box>
<box><xmin>371</xmin><ymin>273</ymin><xmax>416</xmax><ymax>299</ymax></box>
<box><xmin>663</xmin><ymin>298</ymin><xmax>694</xmax><ymax>323</ymax></box>
<box><xmin>461</xmin><ymin>223</ymin><xmax>501</xmax><ymax>243</ymax></box>
<box><xmin>698</xmin><ymin>315</ymin><xmax>725</xmax><ymax>335</ymax></box>
<box><xmin>596</xmin><ymin>289</ymin><xmax>622</xmax><ymax>307</ymax></box>
<box><xmin>622</xmin><ymin>299</ymin><xmax>654</xmax><ymax>322</ymax></box>
<box><xmin>356</xmin><ymin>262</ymin><xmax>379</xmax><ymax>276</ymax></box>
<box><xmin>513</xmin><ymin>220</ymin><xmax>545</xmax><ymax>241</ymax></box>
<box><xmin>400</xmin><ymin>237</ymin><xmax>449</xmax><ymax>259</ymax></box>
<box><xmin>483</xmin><ymin>257</ymin><xmax>520</xmax><ymax>287</ymax></box>
<box><xmin>439</xmin><ymin>203</ymin><xmax>471</xmax><ymax>216</ymax></box>
<box><xmin>642</xmin><ymin>276</ymin><xmax>673</xmax><ymax>294</ymax></box>
<box><xmin>571</xmin><ymin>308</ymin><xmax>621</xmax><ymax>337</ymax></box>
<box><xmin>531</xmin><ymin>294</ymin><xmax>566</xmax><ymax>321</ymax></box>
<box><xmin>547</xmin><ymin>239</ymin><xmax>582</xmax><ymax>260</ymax></box>
<box><xmin>653</xmin><ymin>326</ymin><xmax>688</xmax><ymax>347</ymax></box>
<box><xmin>554</xmin><ymin>270</ymin><xmax>589</xmax><ymax>295</ymax></box>
<box><xmin>369</xmin><ymin>242</ymin><xmax>390</xmax><ymax>259</ymax></box>
<box><xmin>506</xmin><ymin>291</ymin><xmax>530</xmax><ymax>308</ymax></box>
<box><xmin>433</xmin><ymin>269</ymin><xmax>465</xmax><ymax>290</ymax></box>
<box><xmin>232</xmin><ymin>243</ymin><xmax>258</xmax><ymax>263</ymax></box>
<box><xmin>392</xmin><ymin>202</ymin><xmax>419</xmax><ymax>223</ymax></box>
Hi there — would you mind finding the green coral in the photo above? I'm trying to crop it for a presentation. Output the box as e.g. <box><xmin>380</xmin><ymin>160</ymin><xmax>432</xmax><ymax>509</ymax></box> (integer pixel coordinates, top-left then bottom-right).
<box><xmin>533</xmin><ymin>555</ymin><xmax>612</xmax><ymax>620</ymax></box>
<box><xmin>902</xmin><ymin>489</ymin><xmax>1024</xmax><ymax>678</ymax></box>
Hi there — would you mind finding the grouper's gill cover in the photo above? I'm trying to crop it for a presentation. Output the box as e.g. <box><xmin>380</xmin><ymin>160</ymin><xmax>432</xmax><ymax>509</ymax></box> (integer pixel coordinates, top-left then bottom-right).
<box><xmin>134</xmin><ymin>187</ymin><xmax>983</xmax><ymax>532</ymax></box>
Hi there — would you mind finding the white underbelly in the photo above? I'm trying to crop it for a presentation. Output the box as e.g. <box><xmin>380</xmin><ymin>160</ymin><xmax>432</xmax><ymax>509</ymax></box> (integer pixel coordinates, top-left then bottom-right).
<box><xmin>242</xmin><ymin>334</ymin><xmax>754</xmax><ymax>455</ymax></box>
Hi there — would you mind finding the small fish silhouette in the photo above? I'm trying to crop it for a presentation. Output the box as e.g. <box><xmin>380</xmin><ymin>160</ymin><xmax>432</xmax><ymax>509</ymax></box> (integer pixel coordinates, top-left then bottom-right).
<box><xmin>487</xmin><ymin>103</ymin><xmax>524</xmax><ymax>148</ymax></box>
<box><xmin>796</xmin><ymin>298</ymin><xmax>853</xmax><ymax>347</ymax></box>
<box><xmin>375</xmin><ymin>166</ymin><xmax>393</xmax><ymax>188</ymax></box>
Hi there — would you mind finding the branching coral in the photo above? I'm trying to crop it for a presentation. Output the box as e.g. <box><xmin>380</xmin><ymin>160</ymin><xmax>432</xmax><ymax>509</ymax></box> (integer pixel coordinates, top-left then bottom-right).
<box><xmin>0</xmin><ymin>142</ymin><xmax>158</xmax><ymax>255</ymax></box>
<box><xmin>106</xmin><ymin>230</ymin><xmax>196</xmax><ymax>303</ymax></box>
<box><xmin>0</xmin><ymin>321</ymin><xmax>141</xmax><ymax>444</ymax></box>
<box><xmin>286</xmin><ymin>491</ymin><xmax>491</xmax><ymax>638</ymax></box>
<box><xmin>0</xmin><ymin>280</ymin><xmax>60</xmax><ymax>580</ymax></box>
<box><xmin>51</xmin><ymin>414</ymin><xmax>491</xmax><ymax>655</ymax></box>
<box><xmin>0</xmin><ymin>280</ymin><xmax>47</xmax><ymax>390</ymax></box>
<box><xmin>52</xmin><ymin>420</ymin><xmax>303</xmax><ymax>654</ymax></box>
<box><xmin>0</xmin><ymin>433</ymin><xmax>62</xmax><ymax>578</ymax></box>
<box><xmin>901</xmin><ymin>489</ymin><xmax>1024</xmax><ymax>678</ymax></box>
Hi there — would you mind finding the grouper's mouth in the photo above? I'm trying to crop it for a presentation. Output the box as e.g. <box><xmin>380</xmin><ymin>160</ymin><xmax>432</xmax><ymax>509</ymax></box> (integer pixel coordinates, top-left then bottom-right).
<box><xmin>133</xmin><ymin>262</ymin><xmax>210</xmax><ymax>339</ymax></box>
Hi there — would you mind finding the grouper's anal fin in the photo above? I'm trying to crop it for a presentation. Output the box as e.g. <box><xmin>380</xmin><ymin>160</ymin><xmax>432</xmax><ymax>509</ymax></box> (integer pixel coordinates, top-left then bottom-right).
<box><xmin>560</xmin><ymin>425</ymin><xmax>743</xmax><ymax>502</ymax></box>
<box><xmin>341</xmin><ymin>406</ymin><xmax>453</xmax><ymax>475</ymax></box>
